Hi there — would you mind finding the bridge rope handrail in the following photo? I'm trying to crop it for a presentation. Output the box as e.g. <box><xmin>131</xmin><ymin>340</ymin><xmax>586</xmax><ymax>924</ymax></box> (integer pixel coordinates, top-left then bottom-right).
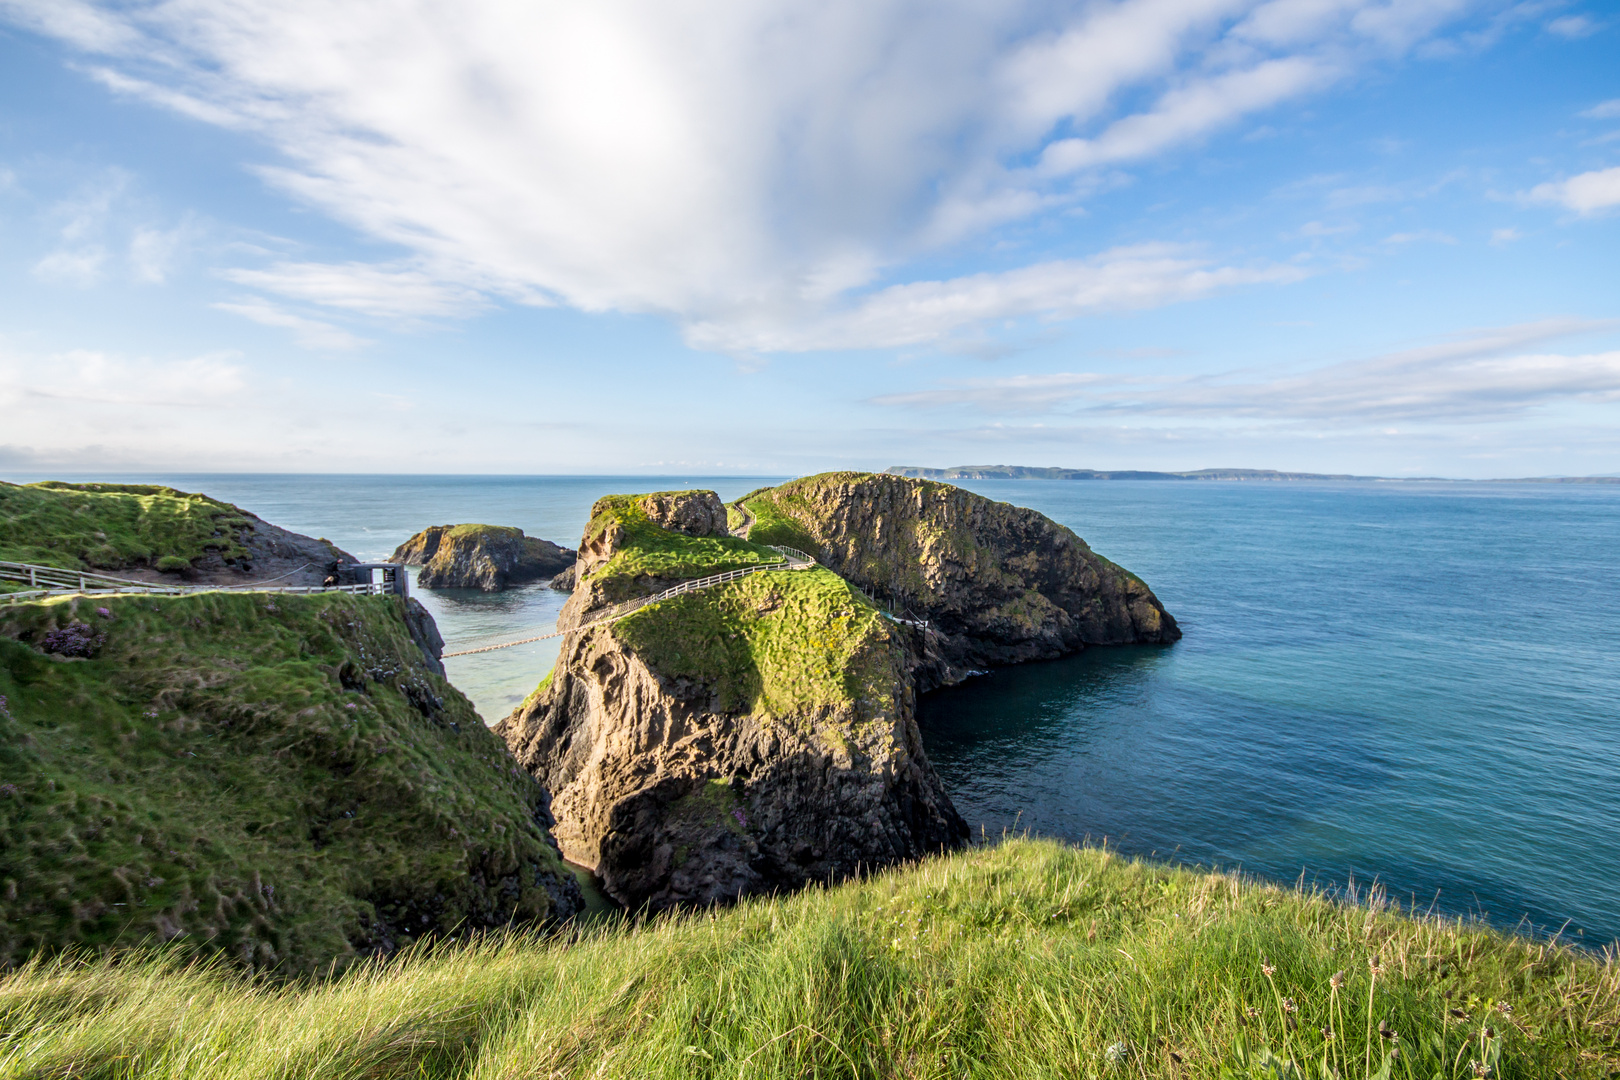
<box><xmin>440</xmin><ymin>545</ymin><xmax>817</xmax><ymax>657</ymax></box>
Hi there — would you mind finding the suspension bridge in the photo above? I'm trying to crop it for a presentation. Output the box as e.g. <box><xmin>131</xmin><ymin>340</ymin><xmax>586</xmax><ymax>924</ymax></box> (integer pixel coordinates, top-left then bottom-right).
<box><xmin>0</xmin><ymin>560</ymin><xmax>398</xmax><ymax>606</ymax></box>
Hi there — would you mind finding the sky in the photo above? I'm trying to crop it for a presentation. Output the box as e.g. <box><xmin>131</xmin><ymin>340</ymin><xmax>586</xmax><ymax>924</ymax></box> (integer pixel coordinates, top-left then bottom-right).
<box><xmin>0</xmin><ymin>0</ymin><xmax>1616</xmax><ymax>478</ymax></box>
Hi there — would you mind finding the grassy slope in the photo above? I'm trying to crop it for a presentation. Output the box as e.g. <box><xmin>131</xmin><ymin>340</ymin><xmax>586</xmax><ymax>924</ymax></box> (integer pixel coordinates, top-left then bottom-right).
<box><xmin>614</xmin><ymin>568</ymin><xmax>896</xmax><ymax>719</ymax></box>
<box><xmin>578</xmin><ymin>491</ymin><xmax>896</xmax><ymax>719</ymax></box>
<box><xmin>0</xmin><ymin>483</ymin><xmax>255</xmax><ymax>572</ymax></box>
<box><xmin>0</xmin><ymin>839</ymin><xmax>1612</xmax><ymax>1079</ymax></box>
<box><xmin>0</xmin><ymin>591</ymin><xmax>573</xmax><ymax>974</ymax></box>
<box><xmin>582</xmin><ymin>496</ymin><xmax>782</xmax><ymax>601</ymax></box>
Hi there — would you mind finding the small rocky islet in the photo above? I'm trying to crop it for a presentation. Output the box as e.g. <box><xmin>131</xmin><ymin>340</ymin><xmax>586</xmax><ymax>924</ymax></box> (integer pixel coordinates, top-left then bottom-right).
<box><xmin>0</xmin><ymin>473</ymin><xmax>1176</xmax><ymax>965</ymax></box>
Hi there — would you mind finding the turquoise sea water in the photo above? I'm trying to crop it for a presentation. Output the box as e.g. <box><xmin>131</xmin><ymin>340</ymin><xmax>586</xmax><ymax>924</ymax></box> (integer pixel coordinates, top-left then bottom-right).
<box><xmin>9</xmin><ymin>473</ymin><xmax>1617</xmax><ymax>944</ymax></box>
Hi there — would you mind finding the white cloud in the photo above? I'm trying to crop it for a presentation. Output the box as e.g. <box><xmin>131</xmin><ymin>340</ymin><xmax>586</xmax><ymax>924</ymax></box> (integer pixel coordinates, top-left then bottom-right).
<box><xmin>685</xmin><ymin>244</ymin><xmax>1308</xmax><ymax>353</ymax></box>
<box><xmin>32</xmin><ymin>248</ymin><xmax>107</xmax><ymax>286</ymax></box>
<box><xmin>1</xmin><ymin>0</ymin><xmax>1487</xmax><ymax>350</ymax></box>
<box><xmin>220</xmin><ymin>261</ymin><xmax>489</xmax><ymax>320</ymax></box>
<box><xmin>0</xmin><ymin>347</ymin><xmax>247</xmax><ymax>410</ymax></box>
<box><xmin>872</xmin><ymin>319</ymin><xmax>1620</xmax><ymax>422</ymax></box>
<box><xmin>1382</xmin><ymin>229</ymin><xmax>1457</xmax><ymax>244</ymax></box>
<box><xmin>129</xmin><ymin>219</ymin><xmax>197</xmax><ymax>283</ymax></box>
<box><xmin>1546</xmin><ymin>14</ymin><xmax>1598</xmax><ymax>38</ymax></box>
<box><xmin>1582</xmin><ymin>99</ymin><xmax>1620</xmax><ymax>120</ymax></box>
<box><xmin>1489</xmin><ymin>227</ymin><xmax>1520</xmax><ymax>244</ymax></box>
<box><xmin>1526</xmin><ymin>166</ymin><xmax>1620</xmax><ymax>214</ymax></box>
<box><xmin>212</xmin><ymin>299</ymin><xmax>372</xmax><ymax>351</ymax></box>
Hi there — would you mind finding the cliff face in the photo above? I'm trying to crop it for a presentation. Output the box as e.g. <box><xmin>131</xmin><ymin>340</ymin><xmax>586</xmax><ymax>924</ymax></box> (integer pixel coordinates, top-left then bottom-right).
<box><xmin>390</xmin><ymin>524</ymin><xmax>575</xmax><ymax>591</ymax></box>
<box><xmin>495</xmin><ymin>491</ymin><xmax>966</xmax><ymax>910</ymax></box>
<box><xmin>738</xmin><ymin>473</ymin><xmax>1179</xmax><ymax>685</ymax></box>
<box><xmin>0</xmin><ymin>591</ymin><xmax>581</xmax><ymax>974</ymax></box>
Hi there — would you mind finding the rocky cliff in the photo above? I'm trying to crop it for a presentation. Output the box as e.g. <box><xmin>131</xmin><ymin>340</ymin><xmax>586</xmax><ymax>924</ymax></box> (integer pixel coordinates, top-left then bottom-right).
<box><xmin>736</xmin><ymin>472</ymin><xmax>1179</xmax><ymax>687</ymax></box>
<box><xmin>495</xmin><ymin>491</ymin><xmax>966</xmax><ymax>910</ymax></box>
<box><xmin>389</xmin><ymin>524</ymin><xmax>575</xmax><ymax>591</ymax></box>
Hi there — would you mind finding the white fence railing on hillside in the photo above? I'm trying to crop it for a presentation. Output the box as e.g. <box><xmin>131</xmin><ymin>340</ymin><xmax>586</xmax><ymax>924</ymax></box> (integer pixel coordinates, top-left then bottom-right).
<box><xmin>0</xmin><ymin>560</ymin><xmax>392</xmax><ymax>605</ymax></box>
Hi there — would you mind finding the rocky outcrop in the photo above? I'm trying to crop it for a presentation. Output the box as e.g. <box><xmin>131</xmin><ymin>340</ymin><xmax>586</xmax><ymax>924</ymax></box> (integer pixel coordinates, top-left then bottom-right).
<box><xmin>389</xmin><ymin>525</ymin><xmax>575</xmax><ymax>591</ymax></box>
<box><xmin>736</xmin><ymin>472</ymin><xmax>1179</xmax><ymax>687</ymax></box>
<box><xmin>496</xmin><ymin>490</ymin><xmax>966</xmax><ymax>910</ymax></box>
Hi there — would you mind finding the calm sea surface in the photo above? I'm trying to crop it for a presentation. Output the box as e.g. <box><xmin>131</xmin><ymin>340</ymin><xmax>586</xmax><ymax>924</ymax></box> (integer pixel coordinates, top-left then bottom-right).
<box><xmin>12</xmin><ymin>473</ymin><xmax>1618</xmax><ymax>943</ymax></box>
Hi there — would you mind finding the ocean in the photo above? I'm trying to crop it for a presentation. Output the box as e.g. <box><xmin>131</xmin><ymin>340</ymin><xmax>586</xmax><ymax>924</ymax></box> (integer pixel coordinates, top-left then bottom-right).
<box><xmin>11</xmin><ymin>472</ymin><xmax>1618</xmax><ymax>944</ymax></box>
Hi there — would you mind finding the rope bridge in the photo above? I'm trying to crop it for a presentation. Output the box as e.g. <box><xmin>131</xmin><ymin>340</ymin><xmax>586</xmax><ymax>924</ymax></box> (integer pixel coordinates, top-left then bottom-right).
<box><xmin>441</xmin><ymin>546</ymin><xmax>817</xmax><ymax>658</ymax></box>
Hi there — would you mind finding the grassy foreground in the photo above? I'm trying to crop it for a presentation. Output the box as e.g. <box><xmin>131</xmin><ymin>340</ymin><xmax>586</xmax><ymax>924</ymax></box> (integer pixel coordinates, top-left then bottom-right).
<box><xmin>2</xmin><ymin>839</ymin><xmax>1614</xmax><ymax>1079</ymax></box>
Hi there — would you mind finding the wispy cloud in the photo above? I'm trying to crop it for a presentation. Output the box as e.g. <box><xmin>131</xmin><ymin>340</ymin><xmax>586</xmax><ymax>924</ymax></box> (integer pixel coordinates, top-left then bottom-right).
<box><xmin>1582</xmin><ymin>99</ymin><xmax>1620</xmax><ymax>120</ymax></box>
<box><xmin>212</xmin><ymin>299</ymin><xmax>372</xmax><ymax>351</ymax></box>
<box><xmin>220</xmin><ymin>261</ymin><xmax>490</xmax><ymax>321</ymax></box>
<box><xmin>871</xmin><ymin>319</ymin><xmax>1620</xmax><ymax>422</ymax></box>
<box><xmin>0</xmin><ymin>0</ymin><xmax>1491</xmax><ymax>352</ymax></box>
<box><xmin>684</xmin><ymin>244</ymin><xmax>1307</xmax><ymax>353</ymax></box>
<box><xmin>1525</xmin><ymin>167</ymin><xmax>1620</xmax><ymax>214</ymax></box>
<box><xmin>0</xmin><ymin>347</ymin><xmax>247</xmax><ymax>409</ymax></box>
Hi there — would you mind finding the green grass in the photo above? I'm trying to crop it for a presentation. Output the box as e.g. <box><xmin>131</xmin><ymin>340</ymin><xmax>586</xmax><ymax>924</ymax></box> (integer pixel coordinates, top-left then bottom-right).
<box><xmin>581</xmin><ymin>496</ymin><xmax>785</xmax><ymax>602</ymax></box>
<box><xmin>0</xmin><ymin>839</ymin><xmax>1612</xmax><ymax>1079</ymax></box>
<box><xmin>0</xmin><ymin>591</ymin><xmax>573</xmax><ymax>975</ymax></box>
<box><xmin>737</xmin><ymin>488</ymin><xmax>824</xmax><ymax>554</ymax></box>
<box><xmin>613</xmin><ymin>568</ymin><xmax>897</xmax><ymax>717</ymax></box>
<box><xmin>0</xmin><ymin>482</ymin><xmax>258</xmax><ymax>572</ymax></box>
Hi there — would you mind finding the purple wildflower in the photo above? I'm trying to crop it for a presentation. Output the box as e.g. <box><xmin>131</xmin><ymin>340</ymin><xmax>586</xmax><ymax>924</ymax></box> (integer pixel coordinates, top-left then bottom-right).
<box><xmin>96</xmin><ymin>607</ymin><xmax>112</xmax><ymax>619</ymax></box>
<box><xmin>0</xmin><ymin>694</ymin><xmax>10</xmax><ymax>720</ymax></box>
<box><xmin>41</xmin><ymin>622</ymin><xmax>106</xmax><ymax>658</ymax></box>
<box><xmin>0</xmin><ymin>783</ymin><xmax>17</xmax><ymax>798</ymax></box>
<box><xmin>733</xmin><ymin>809</ymin><xmax>748</xmax><ymax>827</ymax></box>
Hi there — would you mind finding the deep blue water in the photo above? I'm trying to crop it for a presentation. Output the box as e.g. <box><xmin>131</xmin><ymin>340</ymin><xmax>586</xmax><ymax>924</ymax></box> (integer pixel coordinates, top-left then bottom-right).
<box><xmin>7</xmin><ymin>473</ymin><xmax>1617</xmax><ymax>944</ymax></box>
<box><xmin>920</xmin><ymin>479</ymin><xmax>1620</xmax><ymax>946</ymax></box>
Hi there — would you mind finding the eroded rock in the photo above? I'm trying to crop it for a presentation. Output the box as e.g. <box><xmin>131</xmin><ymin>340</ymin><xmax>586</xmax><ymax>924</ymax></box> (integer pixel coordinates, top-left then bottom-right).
<box><xmin>390</xmin><ymin>525</ymin><xmax>575</xmax><ymax>591</ymax></box>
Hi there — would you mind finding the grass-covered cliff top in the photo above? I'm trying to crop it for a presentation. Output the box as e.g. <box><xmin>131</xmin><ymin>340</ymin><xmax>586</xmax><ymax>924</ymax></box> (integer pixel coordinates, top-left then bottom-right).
<box><xmin>614</xmin><ymin>568</ymin><xmax>897</xmax><ymax>720</ymax></box>
<box><xmin>0</xmin><ymin>591</ymin><xmax>574</xmax><ymax>974</ymax></box>
<box><xmin>0</xmin><ymin>482</ymin><xmax>255</xmax><ymax>572</ymax></box>
<box><xmin>581</xmin><ymin>493</ymin><xmax>784</xmax><ymax>598</ymax></box>
<box><xmin>2</xmin><ymin>838</ymin><xmax>1612</xmax><ymax>1078</ymax></box>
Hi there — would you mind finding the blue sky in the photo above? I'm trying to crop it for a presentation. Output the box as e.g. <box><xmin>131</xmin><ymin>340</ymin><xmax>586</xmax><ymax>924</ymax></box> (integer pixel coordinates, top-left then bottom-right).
<box><xmin>1</xmin><ymin>0</ymin><xmax>1616</xmax><ymax>477</ymax></box>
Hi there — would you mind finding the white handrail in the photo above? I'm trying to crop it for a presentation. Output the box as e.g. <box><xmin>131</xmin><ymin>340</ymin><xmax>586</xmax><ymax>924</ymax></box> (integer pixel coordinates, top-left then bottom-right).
<box><xmin>0</xmin><ymin>561</ymin><xmax>392</xmax><ymax>601</ymax></box>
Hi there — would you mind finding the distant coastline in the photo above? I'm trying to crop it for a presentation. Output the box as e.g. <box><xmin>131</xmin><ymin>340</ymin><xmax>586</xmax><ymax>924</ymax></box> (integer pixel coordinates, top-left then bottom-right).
<box><xmin>886</xmin><ymin>465</ymin><xmax>1620</xmax><ymax>484</ymax></box>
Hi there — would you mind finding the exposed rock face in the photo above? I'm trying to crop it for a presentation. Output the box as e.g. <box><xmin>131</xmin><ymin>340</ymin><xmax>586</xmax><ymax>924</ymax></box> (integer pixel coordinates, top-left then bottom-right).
<box><xmin>499</xmin><ymin>618</ymin><xmax>964</xmax><ymax>910</ymax></box>
<box><xmin>635</xmin><ymin>490</ymin><xmax>728</xmax><ymax>538</ymax></box>
<box><xmin>548</xmin><ymin>564</ymin><xmax>576</xmax><ymax>592</ymax></box>
<box><xmin>390</xmin><ymin>525</ymin><xmax>575</xmax><ymax>591</ymax></box>
<box><xmin>738</xmin><ymin>473</ymin><xmax>1179</xmax><ymax>686</ymax></box>
<box><xmin>496</xmin><ymin>490</ymin><xmax>966</xmax><ymax>910</ymax></box>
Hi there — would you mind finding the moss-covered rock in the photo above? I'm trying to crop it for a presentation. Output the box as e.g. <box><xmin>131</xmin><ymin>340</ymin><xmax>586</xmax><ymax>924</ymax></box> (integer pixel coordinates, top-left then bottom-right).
<box><xmin>389</xmin><ymin>524</ymin><xmax>574</xmax><ymax>591</ymax></box>
<box><xmin>737</xmin><ymin>472</ymin><xmax>1179</xmax><ymax>685</ymax></box>
<box><xmin>497</xmin><ymin>490</ymin><xmax>965</xmax><ymax>911</ymax></box>
<box><xmin>0</xmin><ymin>591</ymin><xmax>581</xmax><ymax>974</ymax></box>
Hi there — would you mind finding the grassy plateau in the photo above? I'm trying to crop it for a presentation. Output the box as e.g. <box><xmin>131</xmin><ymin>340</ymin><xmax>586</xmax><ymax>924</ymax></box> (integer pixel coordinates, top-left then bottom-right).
<box><xmin>0</xmin><ymin>839</ymin><xmax>1613</xmax><ymax>1079</ymax></box>
<box><xmin>581</xmin><ymin>495</ymin><xmax>784</xmax><ymax>601</ymax></box>
<box><xmin>0</xmin><ymin>483</ymin><xmax>255</xmax><ymax>572</ymax></box>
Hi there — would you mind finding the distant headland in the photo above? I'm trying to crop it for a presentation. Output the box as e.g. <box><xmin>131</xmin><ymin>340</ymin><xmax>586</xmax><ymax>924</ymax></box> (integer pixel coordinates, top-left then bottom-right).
<box><xmin>886</xmin><ymin>465</ymin><xmax>1620</xmax><ymax>483</ymax></box>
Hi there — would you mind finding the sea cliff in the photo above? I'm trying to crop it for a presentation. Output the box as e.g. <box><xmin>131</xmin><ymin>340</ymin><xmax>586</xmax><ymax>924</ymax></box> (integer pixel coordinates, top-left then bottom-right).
<box><xmin>496</xmin><ymin>489</ymin><xmax>966</xmax><ymax>910</ymax></box>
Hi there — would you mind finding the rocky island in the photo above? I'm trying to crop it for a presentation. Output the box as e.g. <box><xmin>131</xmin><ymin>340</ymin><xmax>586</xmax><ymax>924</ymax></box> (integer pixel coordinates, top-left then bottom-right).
<box><xmin>390</xmin><ymin>524</ymin><xmax>575</xmax><ymax>591</ymax></box>
<box><xmin>496</xmin><ymin>473</ymin><xmax>1178</xmax><ymax>910</ymax></box>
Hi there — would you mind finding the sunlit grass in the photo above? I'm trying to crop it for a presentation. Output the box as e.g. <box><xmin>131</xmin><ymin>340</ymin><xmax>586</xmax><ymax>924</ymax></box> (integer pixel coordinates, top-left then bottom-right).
<box><xmin>3</xmin><ymin>839</ymin><xmax>1613</xmax><ymax>1078</ymax></box>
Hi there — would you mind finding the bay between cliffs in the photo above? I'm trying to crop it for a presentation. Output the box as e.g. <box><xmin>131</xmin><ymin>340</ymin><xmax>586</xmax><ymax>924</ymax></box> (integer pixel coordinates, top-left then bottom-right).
<box><xmin>14</xmin><ymin>470</ymin><xmax>1617</xmax><ymax>945</ymax></box>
